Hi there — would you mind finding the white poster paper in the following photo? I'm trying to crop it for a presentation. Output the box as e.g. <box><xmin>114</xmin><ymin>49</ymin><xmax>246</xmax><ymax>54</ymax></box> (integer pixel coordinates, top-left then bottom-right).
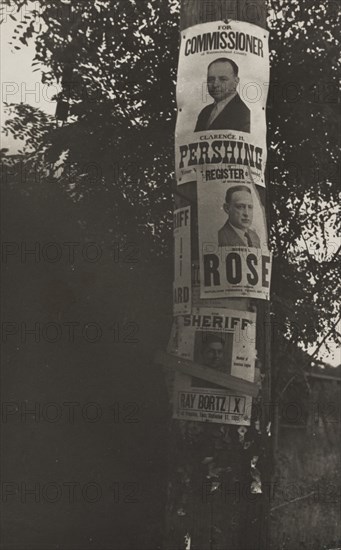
<box><xmin>197</xmin><ymin>175</ymin><xmax>271</xmax><ymax>299</ymax></box>
<box><xmin>175</xmin><ymin>20</ymin><xmax>269</xmax><ymax>186</ymax></box>
<box><xmin>168</xmin><ymin>307</ymin><xmax>256</xmax><ymax>425</ymax></box>
<box><xmin>173</xmin><ymin>206</ymin><xmax>192</xmax><ymax>315</ymax></box>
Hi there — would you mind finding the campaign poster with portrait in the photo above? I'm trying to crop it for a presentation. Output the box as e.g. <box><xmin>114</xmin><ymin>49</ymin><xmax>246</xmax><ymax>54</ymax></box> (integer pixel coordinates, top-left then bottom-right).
<box><xmin>173</xmin><ymin>206</ymin><xmax>192</xmax><ymax>315</ymax></box>
<box><xmin>197</xmin><ymin>175</ymin><xmax>271</xmax><ymax>299</ymax></box>
<box><xmin>175</xmin><ymin>20</ymin><xmax>269</xmax><ymax>187</ymax></box>
<box><xmin>167</xmin><ymin>307</ymin><xmax>256</xmax><ymax>425</ymax></box>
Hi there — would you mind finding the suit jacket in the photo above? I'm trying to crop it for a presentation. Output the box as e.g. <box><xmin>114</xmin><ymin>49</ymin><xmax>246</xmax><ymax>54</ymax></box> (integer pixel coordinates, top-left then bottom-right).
<box><xmin>195</xmin><ymin>93</ymin><xmax>250</xmax><ymax>133</ymax></box>
<box><xmin>218</xmin><ymin>221</ymin><xmax>260</xmax><ymax>247</ymax></box>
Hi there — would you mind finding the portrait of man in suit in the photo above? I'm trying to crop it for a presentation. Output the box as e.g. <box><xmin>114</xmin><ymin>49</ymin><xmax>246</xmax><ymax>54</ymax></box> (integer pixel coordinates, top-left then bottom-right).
<box><xmin>195</xmin><ymin>58</ymin><xmax>250</xmax><ymax>133</ymax></box>
<box><xmin>201</xmin><ymin>333</ymin><xmax>225</xmax><ymax>370</ymax></box>
<box><xmin>218</xmin><ymin>185</ymin><xmax>260</xmax><ymax>247</ymax></box>
<box><xmin>192</xmin><ymin>333</ymin><xmax>227</xmax><ymax>389</ymax></box>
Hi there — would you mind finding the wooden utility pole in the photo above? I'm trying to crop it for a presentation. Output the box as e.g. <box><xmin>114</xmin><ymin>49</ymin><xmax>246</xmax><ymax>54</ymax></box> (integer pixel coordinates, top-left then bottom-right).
<box><xmin>160</xmin><ymin>1</ymin><xmax>272</xmax><ymax>549</ymax></box>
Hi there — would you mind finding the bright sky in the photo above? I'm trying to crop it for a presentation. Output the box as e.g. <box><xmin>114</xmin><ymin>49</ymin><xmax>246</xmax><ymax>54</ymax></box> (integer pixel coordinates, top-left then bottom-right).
<box><xmin>0</xmin><ymin>6</ymin><xmax>339</xmax><ymax>367</ymax></box>
<box><xmin>1</xmin><ymin>7</ymin><xmax>57</xmax><ymax>151</ymax></box>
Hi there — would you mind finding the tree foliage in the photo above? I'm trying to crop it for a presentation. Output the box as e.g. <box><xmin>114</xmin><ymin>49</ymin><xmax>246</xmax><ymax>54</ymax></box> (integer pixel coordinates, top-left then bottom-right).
<box><xmin>265</xmin><ymin>0</ymin><xmax>340</xmax><ymax>391</ymax></box>
<box><xmin>1</xmin><ymin>0</ymin><xmax>340</xmax><ymax>386</ymax></box>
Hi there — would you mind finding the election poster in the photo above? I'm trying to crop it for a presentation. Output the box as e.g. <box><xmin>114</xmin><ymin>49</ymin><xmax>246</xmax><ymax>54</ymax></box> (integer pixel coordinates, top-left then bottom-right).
<box><xmin>175</xmin><ymin>20</ymin><xmax>269</xmax><ymax>187</ymax></box>
<box><xmin>173</xmin><ymin>206</ymin><xmax>192</xmax><ymax>315</ymax></box>
<box><xmin>191</xmin><ymin>260</ymin><xmax>250</xmax><ymax>310</ymax></box>
<box><xmin>167</xmin><ymin>308</ymin><xmax>256</xmax><ymax>425</ymax></box>
<box><xmin>197</xmin><ymin>175</ymin><xmax>271</xmax><ymax>299</ymax></box>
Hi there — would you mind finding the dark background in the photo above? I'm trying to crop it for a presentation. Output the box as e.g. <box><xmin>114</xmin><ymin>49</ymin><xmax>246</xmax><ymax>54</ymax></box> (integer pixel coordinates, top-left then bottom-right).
<box><xmin>1</xmin><ymin>183</ymin><xmax>173</xmax><ymax>549</ymax></box>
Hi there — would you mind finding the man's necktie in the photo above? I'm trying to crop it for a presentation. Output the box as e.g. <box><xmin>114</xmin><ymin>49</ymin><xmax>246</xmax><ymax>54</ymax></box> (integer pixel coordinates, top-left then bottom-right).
<box><xmin>245</xmin><ymin>231</ymin><xmax>253</xmax><ymax>247</ymax></box>
<box><xmin>206</xmin><ymin>104</ymin><xmax>218</xmax><ymax>129</ymax></box>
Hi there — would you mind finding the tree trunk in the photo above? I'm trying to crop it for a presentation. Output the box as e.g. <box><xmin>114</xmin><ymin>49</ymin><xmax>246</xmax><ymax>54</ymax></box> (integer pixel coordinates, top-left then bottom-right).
<box><xmin>163</xmin><ymin>2</ymin><xmax>272</xmax><ymax>549</ymax></box>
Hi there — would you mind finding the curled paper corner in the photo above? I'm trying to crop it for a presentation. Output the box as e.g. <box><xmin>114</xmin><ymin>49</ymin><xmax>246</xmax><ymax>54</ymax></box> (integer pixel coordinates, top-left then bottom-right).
<box><xmin>251</xmin><ymin>455</ymin><xmax>259</xmax><ymax>467</ymax></box>
<box><xmin>251</xmin><ymin>480</ymin><xmax>262</xmax><ymax>494</ymax></box>
<box><xmin>210</xmin><ymin>481</ymin><xmax>221</xmax><ymax>493</ymax></box>
<box><xmin>202</xmin><ymin>456</ymin><xmax>214</xmax><ymax>465</ymax></box>
<box><xmin>238</xmin><ymin>426</ymin><xmax>248</xmax><ymax>442</ymax></box>
<box><xmin>251</xmin><ymin>455</ymin><xmax>262</xmax><ymax>494</ymax></box>
<box><xmin>207</xmin><ymin>465</ymin><xmax>224</xmax><ymax>479</ymax></box>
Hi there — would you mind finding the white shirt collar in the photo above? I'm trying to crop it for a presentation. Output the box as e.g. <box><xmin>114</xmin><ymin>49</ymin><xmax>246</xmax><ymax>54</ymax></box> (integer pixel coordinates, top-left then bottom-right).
<box><xmin>214</xmin><ymin>91</ymin><xmax>237</xmax><ymax>111</ymax></box>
